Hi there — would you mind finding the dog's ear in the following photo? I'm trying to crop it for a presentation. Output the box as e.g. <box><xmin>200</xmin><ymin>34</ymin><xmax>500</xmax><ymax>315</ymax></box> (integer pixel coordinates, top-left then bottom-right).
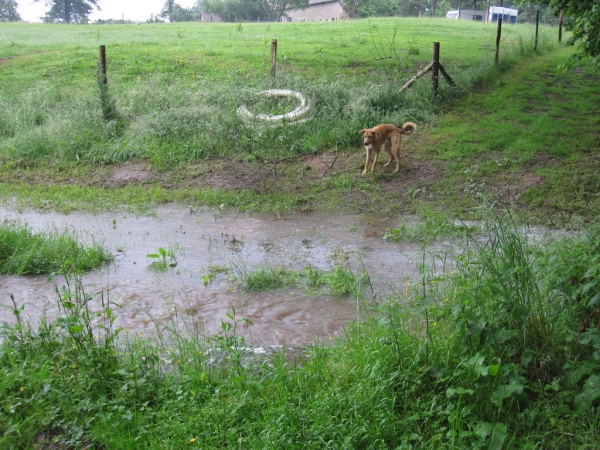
<box><xmin>359</xmin><ymin>129</ymin><xmax>366</xmax><ymax>135</ymax></box>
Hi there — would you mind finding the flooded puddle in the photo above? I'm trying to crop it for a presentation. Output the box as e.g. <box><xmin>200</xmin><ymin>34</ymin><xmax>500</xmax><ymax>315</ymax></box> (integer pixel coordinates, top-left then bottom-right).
<box><xmin>0</xmin><ymin>205</ymin><xmax>454</xmax><ymax>345</ymax></box>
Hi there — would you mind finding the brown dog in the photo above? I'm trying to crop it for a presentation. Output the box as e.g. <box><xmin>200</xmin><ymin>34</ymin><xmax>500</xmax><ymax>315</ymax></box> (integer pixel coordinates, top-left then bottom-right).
<box><xmin>359</xmin><ymin>122</ymin><xmax>416</xmax><ymax>175</ymax></box>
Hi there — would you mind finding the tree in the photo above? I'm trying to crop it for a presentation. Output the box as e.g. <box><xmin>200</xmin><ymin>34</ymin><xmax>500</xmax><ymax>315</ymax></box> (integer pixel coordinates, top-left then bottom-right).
<box><xmin>201</xmin><ymin>0</ymin><xmax>264</xmax><ymax>22</ymax></box>
<box><xmin>532</xmin><ymin>0</ymin><xmax>600</xmax><ymax>68</ymax></box>
<box><xmin>342</xmin><ymin>0</ymin><xmax>398</xmax><ymax>18</ymax></box>
<box><xmin>200</xmin><ymin>0</ymin><xmax>308</xmax><ymax>22</ymax></box>
<box><xmin>191</xmin><ymin>0</ymin><xmax>202</xmax><ymax>15</ymax></box>
<box><xmin>159</xmin><ymin>1</ymin><xmax>196</xmax><ymax>22</ymax></box>
<box><xmin>397</xmin><ymin>0</ymin><xmax>427</xmax><ymax>16</ymax></box>
<box><xmin>34</xmin><ymin>0</ymin><xmax>100</xmax><ymax>23</ymax></box>
<box><xmin>0</xmin><ymin>0</ymin><xmax>21</xmax><ymax>22</ymax></box>
<box><xmin>262</xmin><ymin>0</ymin><xmax>310</xmax><ymax>22</ymax></box>
<box><xmin>162</xmin><ymin>0</ymin><xmax>175</xmax><ymax>22</ymax></box>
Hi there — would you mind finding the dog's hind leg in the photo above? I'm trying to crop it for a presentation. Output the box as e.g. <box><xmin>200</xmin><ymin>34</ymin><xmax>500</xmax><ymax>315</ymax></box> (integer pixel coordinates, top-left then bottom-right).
<box><xmin>382</xmin><ymin>139</ymin><xmax>394</xmax><ymax>168</ymax></box>
<box><xmin>392</xmin><ymin>135</ymin><xmax>401</xmax><ymax>173</ymax></box>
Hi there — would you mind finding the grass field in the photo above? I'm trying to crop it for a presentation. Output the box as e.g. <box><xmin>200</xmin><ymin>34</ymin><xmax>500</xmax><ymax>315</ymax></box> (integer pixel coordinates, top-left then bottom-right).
<box><xmin>0</xmin><ymin>18</ymin><xmax>558</xmax><ymax>162</ymax></box>
<box><xmin>0</xmin><ymin>18</ymin><xmax>554</xmax><ymax>90</ymax></box>
<box><xmin>1</xmin><ymin>18</ymin><xmax>597</xmax><ymax>227</ymax></box>
<box><xmin>1</xmin><ymin>19</ymin><xmax>600</xmax><ymax>448</ymax></box>
<box><xmin>2</xmin><ymin>18</ymin><xmax>547</xmax><ymax>167</ymax></box>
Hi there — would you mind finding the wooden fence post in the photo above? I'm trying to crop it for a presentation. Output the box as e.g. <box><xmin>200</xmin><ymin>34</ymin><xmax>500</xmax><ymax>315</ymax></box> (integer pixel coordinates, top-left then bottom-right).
<box><xmin>99</xmin><ymin>45</ymin><xmax>107</xmax><ymax>84</ymax></box>
<box><xmin>398</xmin><ymin>42</ymin><xmax>455</xmax><ymax>96</ymax></box>
<box><xmin>494</xmin><ymin>17</ymin><xmax>502</xmax><ymax>65</ymax></box>
<box><xmin>534</xmin><ymin>10</ymin><xmax>539</xmax><ymax>52</ymax></box>
<box><xmin>432</xmin><ymin>42</ymin><xmax>440</xmax><ymax>97</ymax></box>
<box><xmin>270</xmin><ymin>39</ymin><xmax>277</xmax><ymax>77</ymax></box>
<box><xmin>558</xmin><ymin>9</ymin><xmax>564</xmax><ymax>43</ymax></box>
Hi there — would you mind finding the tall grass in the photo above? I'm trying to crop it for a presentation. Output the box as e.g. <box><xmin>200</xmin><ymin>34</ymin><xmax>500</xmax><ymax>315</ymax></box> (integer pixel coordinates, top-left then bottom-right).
<box><xmin>0</xmin><ymin>219</ymin><xmax>113</xmax><ymax>274</ymax></box>
<box><xmin>0</xmin><ymin>19</ymin><xmax>560</xmax><ymax>167</ymax></box>
<box><xmin>1</xmin><ymin>217</ymin><xmax>599</xmax><ymax>449</ymax></box>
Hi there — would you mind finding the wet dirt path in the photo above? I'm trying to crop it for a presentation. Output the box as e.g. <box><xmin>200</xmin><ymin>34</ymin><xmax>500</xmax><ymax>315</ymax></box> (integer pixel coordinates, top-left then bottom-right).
<box><xmin>0</xmin><ymin>205</ymin><xmax>452</xmax><ymax>345</ymax></box>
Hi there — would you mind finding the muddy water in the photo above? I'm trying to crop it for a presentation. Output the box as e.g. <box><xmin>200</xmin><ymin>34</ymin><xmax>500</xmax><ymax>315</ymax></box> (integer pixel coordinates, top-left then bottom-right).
<box><xmin>0</xmin><ymin>205</ymin><xmax>452</xmax><ymax>345</ymax></box>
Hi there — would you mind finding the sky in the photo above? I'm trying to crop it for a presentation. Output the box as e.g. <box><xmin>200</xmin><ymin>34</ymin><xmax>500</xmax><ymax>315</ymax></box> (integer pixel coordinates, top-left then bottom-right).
<box><xmin>17</xmin><ymin>0</ymin><xmax>198</xmax><ymax>23</ymax></box>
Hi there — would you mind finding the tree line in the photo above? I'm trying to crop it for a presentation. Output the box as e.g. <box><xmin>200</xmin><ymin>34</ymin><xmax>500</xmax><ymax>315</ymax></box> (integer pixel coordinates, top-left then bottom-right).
<box><xmin>0</xmin><ymin>0</ymin><xmax>577</xmax><ymax>24</ymax></box>
<box><xmin>0</xmin><ymin>0</ymin><xmax>311</xmax><ymax>24</ymax></box>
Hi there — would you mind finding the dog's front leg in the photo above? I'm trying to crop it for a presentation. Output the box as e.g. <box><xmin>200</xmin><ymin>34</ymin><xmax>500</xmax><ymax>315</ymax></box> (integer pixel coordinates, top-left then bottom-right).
<box><xmin>370</xmin><ymin>150</ymin><xmax>380</xmax><ymax>173</ymax></box>
<box><xmin>363</xmin><ymin>147</ymin><xmax>372</xmax><ymax>175</ymax></box>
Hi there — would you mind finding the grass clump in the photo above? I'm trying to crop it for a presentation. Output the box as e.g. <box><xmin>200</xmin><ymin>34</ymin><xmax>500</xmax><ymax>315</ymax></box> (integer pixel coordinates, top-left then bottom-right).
<box><xmin>302</xmin><ymin>264</ymin><xmax>367</xmax><ymax>297</ymax></box>
<box><xmin>383</xmin><ymin>211</ymin><xmax>479</xmax><ymax>244</ymax></box>
<box><xmin>227</xmin><ymin>256</ymin><xmax>368</xmax><ymax>297</ymax></box>
<box><xmin>0</xmin><ymin>220</ymin><xmax>112</xmax><ymax>275</ymax></box>
<box><xmin>1</xmin><ymin>218</ymin><xmax>600</xmax><ymax>448</ymax></box>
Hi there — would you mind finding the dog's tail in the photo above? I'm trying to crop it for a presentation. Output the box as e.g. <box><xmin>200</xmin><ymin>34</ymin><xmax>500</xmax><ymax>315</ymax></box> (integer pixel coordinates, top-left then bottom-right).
<box><xmin>400</xmin><ymin>122</ymin><xmax>417</xmax><ymax>135</ymax></box>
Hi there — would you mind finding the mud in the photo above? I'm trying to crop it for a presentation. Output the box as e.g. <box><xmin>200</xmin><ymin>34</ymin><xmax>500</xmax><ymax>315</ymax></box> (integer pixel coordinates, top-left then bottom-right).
<box><xmin>0</xmin><ymin>205</ymin><xmax>455</xmax><ymax>345</ymax></box>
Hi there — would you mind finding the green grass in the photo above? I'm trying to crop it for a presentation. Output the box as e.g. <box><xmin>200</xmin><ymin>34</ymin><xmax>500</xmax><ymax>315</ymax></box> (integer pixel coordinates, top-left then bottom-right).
<box><xmin>2</xmin><ymin>219</ymin><xmax>600</xmax><ymax>448</ymax></box>
<box><xmin>0</xmin><ymin>220</ymin><xmax>113</xmax><ymax>274</ymax></box>
<box><xmin>0</xmin><ymin>19</ymin><xmax>553</xmax><ymax>91</ymax></box>
<box><xmin>1</xmin><ymin>17</ymin><xmax>599</xmax><ymax>449</ymax></box>
<box><xmin>228</xmin><ymin>263</ymin><xmax>367</xmax><ymax>297</ymax></box>
<box><xmin>0</xmin><ymin>19</ymin><xmax>558</xmax><ymax>168</ymax></box>
<box><xmin>383</xmin><ymin>208</ymin><xmax>479</xmax><ymax>243</ymax></box>
<box><xmin>1</xmin><ymin>19</ymin><xmax>597</xmax><ymax>229</ymax></box>
<box><xmin>146</xmin><ymin>246</ymin><xmax>178</xmax><ymax>272</ymax></box>
<box><xmin>416</xmin><ymin>48</ymin><xmax>600</xmax><ymax>227</ymax></box>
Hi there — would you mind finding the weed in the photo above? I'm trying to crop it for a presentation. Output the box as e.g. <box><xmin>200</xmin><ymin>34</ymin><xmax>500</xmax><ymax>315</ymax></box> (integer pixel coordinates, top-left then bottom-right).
<box><xmin>223</xmin><ymin>248</ymin><xmax>366</xmax><ymax>298</ymax></box>
<box><xmin>384</xmin><ymin>213</ymin><xmax>478</xmax><ymax>244</ymax></box>
<box><xmin>147</xmin><ymin>247</ymin><xmax>177</xmax><ymax>271</ymax></box>
<box><xmin>95</xmin><ymin>63</ymin><xmax>117</xmax><ymax>122</ymax></box>
<box><xmin>303</xmin><ymin>263</ymin><xmax>366</xmax><ymax>297</ymax></box>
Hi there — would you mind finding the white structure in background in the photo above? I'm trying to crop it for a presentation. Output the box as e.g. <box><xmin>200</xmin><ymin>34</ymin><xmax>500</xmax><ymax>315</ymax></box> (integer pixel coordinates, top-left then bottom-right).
<box><xmin>199</xmin><ymin>13</ymin><xmax>222</xmax><ymax>22</ymax></box>
<box><xmin>446</xmin><ymin>6</ymin><xmax>518</xmax><ymax>23</ymax></box>
<box><xmin>284</xmin><ymin>0</ymin><xmax>345</xmax><ymax>22</ymax></box>
<box><xmin>445</xmin><ymin>9</ymin><xmax>485</xmax><ymax>21</ymax></box>
<box><xmin>487</xmin><ymin>6</ymin><xmax>519</xmax><ymax>23</ymax></box>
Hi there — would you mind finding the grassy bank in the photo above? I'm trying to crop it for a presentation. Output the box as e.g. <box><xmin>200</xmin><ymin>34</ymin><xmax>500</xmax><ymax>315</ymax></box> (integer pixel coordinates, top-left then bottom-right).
<box><xmin>0</xmin><ymin>220</ymin><xmax>112</xmax><ymax>275</ymax></box>
<box><xmin>2</xmin><ymin>217</ymin><xmax>599</xmax><ymax>448</ymax></box>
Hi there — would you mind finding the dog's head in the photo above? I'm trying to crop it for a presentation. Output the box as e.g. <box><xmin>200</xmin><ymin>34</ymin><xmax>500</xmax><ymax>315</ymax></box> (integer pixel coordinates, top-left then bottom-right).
<box><xmin>359</xmin><ymin>128</ymin><xmax>379</xmax><ymax>147</ymax></box>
